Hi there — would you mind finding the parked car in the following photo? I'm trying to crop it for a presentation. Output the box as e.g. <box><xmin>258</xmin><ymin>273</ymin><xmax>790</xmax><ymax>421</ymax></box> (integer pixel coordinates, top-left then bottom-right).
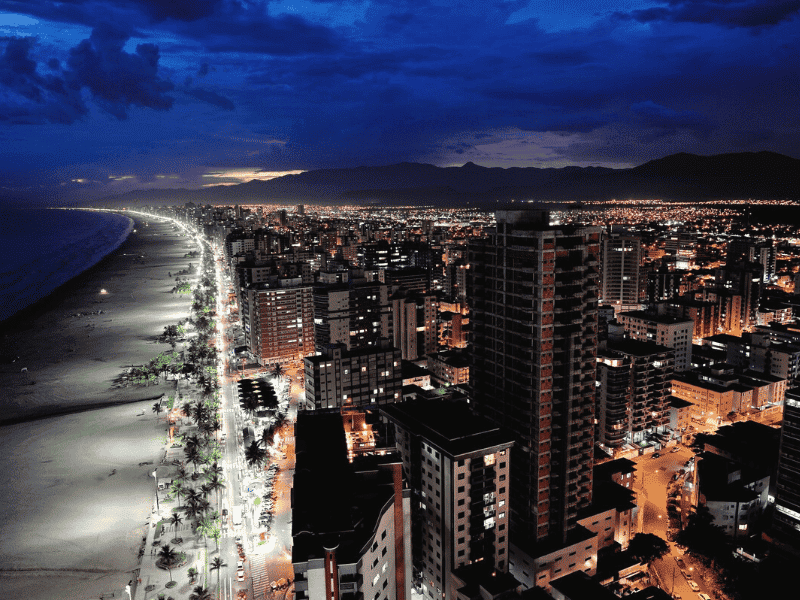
<box><xmin>651</xmin><ymin>452</ymin><xmax>661</xmax><ymax>459</ymax></box>
<box><xmin>688</xmin><ymin>581</ymin><xmax>700</xmax><ymax>591</ymax></box>
<box><xmin>237</xmin><ymin>570</ymin><xmax>245</xmax><ymax>582</ymax></box>
<box><xmin>698</xmin><ymin>594</ymin><xmax>712</xmax><ymax>600</ymax></box>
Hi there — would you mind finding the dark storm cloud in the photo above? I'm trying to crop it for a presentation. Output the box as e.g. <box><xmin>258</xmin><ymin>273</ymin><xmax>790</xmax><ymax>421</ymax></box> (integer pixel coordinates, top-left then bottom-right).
<box><xmin>0</xmin><ymin>0</ymin><xmax>222</xmax><ymax>27</ymax></box>
<box><xmin>620</xmin><ymin>0</ymin><xmax>800</xmax><ymax>29</ymax></box>
<box><xmin>0</xmin><ymin>23</ymin><xmax>176</xmax><ymax>123</ymax></box>
<box><xmin>0</xmin><ymin>37</ymin><xmax>87</xmax><ymax>124</ymax></box>
<box><xmin>174</xmin><ymin>12</ymin><xmax>343</xmax><ymax>55</ymax></box>
<box><xmin>132</xmin><ymin>0</ymin><xmax>223</xmax><ymax>22</ymax></box>
<box><xmin>65</xmin><ymin>24</ymin><xmax>174</xmax><ymax>119</ymax></box>
<box><xmin>630</xmin><ymin>101</ymin><xmax>713</xmax><ymax>135</ymax></box>
<box><xmin>184</xmin><ymin>87</ymin><xmax>235</xmax><ymax>110</ymax></box>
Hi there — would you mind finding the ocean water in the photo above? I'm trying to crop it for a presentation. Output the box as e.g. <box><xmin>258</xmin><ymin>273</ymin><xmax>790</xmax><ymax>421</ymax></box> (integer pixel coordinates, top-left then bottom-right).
<box><xmin>0</xmin><ymin>208</ymin><xmax>133</xmax><ymax>322</ymax></box>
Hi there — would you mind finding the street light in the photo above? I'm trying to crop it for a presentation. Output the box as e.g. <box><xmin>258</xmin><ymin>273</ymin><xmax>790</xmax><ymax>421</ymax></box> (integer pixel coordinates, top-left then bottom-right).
<box><xmin>151</xmin><ymin>470</ymin><xmax>160</xmax><ymax>513</ymax></box>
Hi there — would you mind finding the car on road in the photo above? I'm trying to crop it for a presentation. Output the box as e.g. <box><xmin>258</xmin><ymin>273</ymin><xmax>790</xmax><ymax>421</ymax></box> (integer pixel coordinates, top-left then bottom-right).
<box><xmin>681</xmin><ymin>570</ymin><xmax>690</xmax><ymax>579</ymax></box>
<box><xmin>651</xmin><ymin>452</ymin><xmax>661</xmax><ymax>459</ymax></box>
<box><xmin>688</xmin><ymin>581</ymin><xmax>700</xmax><ymax>591</ymax></box>
<box><xmin>698</xmin><ymin>594</ymin><xmax>712</xmax><ymax>600</ymax></box>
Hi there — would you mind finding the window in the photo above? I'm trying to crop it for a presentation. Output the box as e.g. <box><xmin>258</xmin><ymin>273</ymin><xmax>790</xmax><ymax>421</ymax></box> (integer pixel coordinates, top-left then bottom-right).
<box><xmin>458</xmin><ymin>473</ymin><xmax>465</xmax><ymax>480</ymax></box>
<box><xmin>458</xmin><ymin>524</ymin><xmax>465</xmax><ymax>532</ymax></box>
<box><xmin>458</xmin><ymin>512</ymin><xmax>465</xmax><ymax>518</ymax></box>
<box><xmin>457</xmin><ymin>549</ymin><xmax>465</xmax><ymax>557</ymax></box>
<box><xmin>458</xmin><ymin>499</ymin><xmax>465</xmax><ymax>506</ymax></box>
<box><xmin>458</xmin><ymin>486</ymin><xmax>465</xmax><ymax>493</ymax></box>
<box><xmin>499</xmin><ymin>475</ymin><xmax>506</xmax><ymax>481</ymax></box>
<box><xmin>500</xmin><ymin>487</ymin><xmax>506</xmax><ymax>494</ymax></box>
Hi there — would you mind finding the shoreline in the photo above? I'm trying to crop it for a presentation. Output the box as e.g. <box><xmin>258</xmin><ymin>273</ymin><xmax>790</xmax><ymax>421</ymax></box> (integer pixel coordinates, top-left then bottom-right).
<box><xmin>0</xmin><ymin>208</ymin><xmax>134</xmax><ymax>327</ymax></box>
<box><xmin>0</xmin><ymin>213</ymin><xmax>200</xmax><ymax>600</ymax></box>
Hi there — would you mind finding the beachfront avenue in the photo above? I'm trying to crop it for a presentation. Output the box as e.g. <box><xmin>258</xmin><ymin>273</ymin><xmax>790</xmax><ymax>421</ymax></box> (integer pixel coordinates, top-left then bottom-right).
<box><xmin>124</xmin><ymin>212</ymin><xmax>296</xmax><ymax>600</ymax></box>
<box><xmin>210</xmin><ymin>235</ymin><xmax>297</xmax><ymax>600</ymax></box>
<box><xmin>113</xmin><ymin>212</ymin><xmax>285</xmax><ymax>600</ymax></box>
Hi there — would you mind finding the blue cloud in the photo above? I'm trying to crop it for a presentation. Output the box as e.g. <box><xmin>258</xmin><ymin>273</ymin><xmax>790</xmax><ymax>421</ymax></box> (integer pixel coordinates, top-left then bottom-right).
<box><xmin>65</xmin><ymin>24</ymin><xmax>174</xmax><ymax>119</ymax></box>
<box><xmin>620</xmin><ymin>0</ymin><xmax>800</xmax><ymax>29</ymax></box>
<box><xmin>184</xmin><ymin>86</ymin><xmax>235</xmax><ymax>110</ymax></box>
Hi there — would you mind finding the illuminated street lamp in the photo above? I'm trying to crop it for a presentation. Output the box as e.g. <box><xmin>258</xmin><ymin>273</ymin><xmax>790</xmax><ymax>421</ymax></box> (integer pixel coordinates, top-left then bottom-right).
<box><xmin>151</xmin><ymin>470</ymin><xmax>159</xmax><ymax>513</ymax></box>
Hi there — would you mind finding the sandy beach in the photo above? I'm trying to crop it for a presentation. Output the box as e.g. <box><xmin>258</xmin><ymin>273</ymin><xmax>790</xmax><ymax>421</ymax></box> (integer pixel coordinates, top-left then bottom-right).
<box><xmin>0</xmin><ymin>215</ymin><xmax>199</xmax><ymax>599</ymax></box>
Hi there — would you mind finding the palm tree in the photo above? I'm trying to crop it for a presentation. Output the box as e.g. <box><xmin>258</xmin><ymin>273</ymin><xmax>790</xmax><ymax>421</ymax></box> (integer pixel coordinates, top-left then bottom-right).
<box><xmin>182</xmin><ymin>500</ymin><xmax>203</xmax><ymax>524</ymax></box>
<box><xmin>210</xmin><ymin>557</ymin><xmax>227</xmax><ymax>593</ymax></box>
<box><xmin>206</xmin><ymin>474</ymin><xmax>225</xmax><ymax>508</ymax></box>
<box><xmin>271</xmin><ymin>363</ymin><xmax>285</xmax><ymax>380</ymax></box>
<box><xmin>184</xmin><ymin>487</ymin><xmax>202</xmax><ymax>507</ymax></box>
<box><xmin>157</xmin><ymin>544</ymin><xmax>179</xmax><ymax>583</ymax></box>
<box><xmin>169</xmin><ymin>512</ymin><xmax>183</xmax><ymax>532</ymax></box>
<box><xmin>260</xmin><ymin>424</ymin><xmax>275</xmax><ymax>450</ymax></box>
<box><xmin>152</xmin><ymin>402</ymin><xmax>163</xmax><ymax>420</ymax></box>
<box><xmin>175</xmin><ymin>466</ymin><xmax>189</xmax><ymax>484</ymax></box>
<box><xmin>169</xmin><ymin>480</ymin><xmax>185</xmax><ymax>508</ymax></box>
<box><xmin>244</xmin><ymin>440</ymin><xmax>266</xmax><ymax>470</ymax></box>
<box><xmin>205</xmin><ymin>462</ymin><xmax>223</xmax><ymax>480</ymax></box>
<box><xmin>189</xmin><ymin>585</ymin><xmax>212</xmax><ymax>600</ymax></box>
<box><xmin>241</xmin><ymin>394</ymin><xmax>260</xmax><ymax>419</ymax></box>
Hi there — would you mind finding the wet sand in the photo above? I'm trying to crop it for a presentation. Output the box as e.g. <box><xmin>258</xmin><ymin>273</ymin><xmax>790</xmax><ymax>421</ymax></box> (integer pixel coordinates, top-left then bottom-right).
<box><xmin>0</xmin><ymin>215</ymin><xmax>198</xmax><ymax>599</ymax></box>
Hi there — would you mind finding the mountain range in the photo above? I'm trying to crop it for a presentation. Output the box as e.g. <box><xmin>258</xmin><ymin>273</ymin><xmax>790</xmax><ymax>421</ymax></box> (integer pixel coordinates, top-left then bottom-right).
<box><xmin>98</xmin><ymin>151</ymin><xmax>800</xmax><ymax>207</ymax></box>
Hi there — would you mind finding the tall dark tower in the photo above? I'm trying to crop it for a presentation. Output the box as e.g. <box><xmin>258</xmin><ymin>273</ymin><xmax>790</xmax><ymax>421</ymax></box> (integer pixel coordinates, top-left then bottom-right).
<box><xmin>469</xmin><ymin>210</ymin><xmax>600</xmax><ymax>551</ymax></box>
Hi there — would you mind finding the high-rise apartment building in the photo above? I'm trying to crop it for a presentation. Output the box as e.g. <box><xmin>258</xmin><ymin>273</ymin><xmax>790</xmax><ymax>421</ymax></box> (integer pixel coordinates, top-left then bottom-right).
<box><xmin>391</xmin><ymin>291</ymin><xmax>438</xmax><ymax>361</ymax></box>
<box><xmin>771</xmin><ymin>387</ymin><xmax>800</xmax><ymax>545</ymax></box>
<box><xmin>600</xmin><ymin>232</ymin><xmax>642</xmax><ymax>314</ymax></box>
<box><xmin>304</xmin><ymin>341</ymin><xmax>402</xmax><ymax>410</ymax></box>
<box><xmin>240</xmin><ymin>283</ymin><xmax>315</xmax><ymax>365</ymax></box>
<box><xmin>469</xmin><ymin>210</ymin><xmax>600</xmax><ymax>554</ymax></box>
<box><xmin>596</xmin><ymin>340</ymin><xmax>674</xmax><ymax>451</ymax></box>
<box><xmin>314</xmin><ymin>282</ymin><xmax>391</xmax><ymax>352</ymax></box>
<box><xmin>381</xmin><ymin>400</ymin><xmax>514</xmax><ymax>600</ymax></box>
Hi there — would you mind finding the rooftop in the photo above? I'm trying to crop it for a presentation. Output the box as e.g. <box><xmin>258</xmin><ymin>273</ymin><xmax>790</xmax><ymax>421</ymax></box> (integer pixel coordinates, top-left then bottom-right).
<box><xmin>618</xmin><ymin>310</ymin><xmax>693</xmax><ymax>325</ymax></box>
<box><xmin>291</xmin><ymin>412</ymin><xmax>400</xmax><ymax>565</ymax></box>
<box><xmin>380</xmin><ymin>399</ymin><xmax>514</xmax><ymax>459</ymax></box>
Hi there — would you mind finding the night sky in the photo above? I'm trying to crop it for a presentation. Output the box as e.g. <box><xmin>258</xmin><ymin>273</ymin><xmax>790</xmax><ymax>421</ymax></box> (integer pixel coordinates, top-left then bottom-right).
<box><xmin>1</xmin><ymin>1</ymin><xmax>798</xmax><ymax>202</ymax></box>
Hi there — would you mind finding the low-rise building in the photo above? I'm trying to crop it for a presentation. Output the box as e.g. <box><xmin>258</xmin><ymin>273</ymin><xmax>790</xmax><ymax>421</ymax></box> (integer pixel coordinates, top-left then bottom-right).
<box><xmin>427</xmin><ymin>350</ymin><xmax>470</xmax><ymax>387</ymax></box>
<box><xmin>668</xmin><ymin>396</ymin><xmax>693</xmax><ymax>435</ymax></box>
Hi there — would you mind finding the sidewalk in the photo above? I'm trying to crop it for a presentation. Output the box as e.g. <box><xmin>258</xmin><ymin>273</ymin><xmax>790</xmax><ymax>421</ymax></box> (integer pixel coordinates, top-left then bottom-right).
<box><xmin>132</xmin><ymin>464</ymin><xmax>210</xmax><ymax>600</ymax></box>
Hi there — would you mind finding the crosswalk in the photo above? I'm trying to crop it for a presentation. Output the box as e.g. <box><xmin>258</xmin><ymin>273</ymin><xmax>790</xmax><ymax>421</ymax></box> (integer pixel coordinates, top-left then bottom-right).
<box><xmin>250</xmin><ymin>553</ymin><xmax>271</xmax><ymax>600</ymax></box>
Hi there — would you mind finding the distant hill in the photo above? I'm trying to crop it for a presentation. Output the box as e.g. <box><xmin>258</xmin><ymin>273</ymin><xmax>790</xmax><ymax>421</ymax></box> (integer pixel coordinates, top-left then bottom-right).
<box><xmin>96</xmin><ymin>151</ymin><xmax>800</xmax><ymax>207</ymax></box>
